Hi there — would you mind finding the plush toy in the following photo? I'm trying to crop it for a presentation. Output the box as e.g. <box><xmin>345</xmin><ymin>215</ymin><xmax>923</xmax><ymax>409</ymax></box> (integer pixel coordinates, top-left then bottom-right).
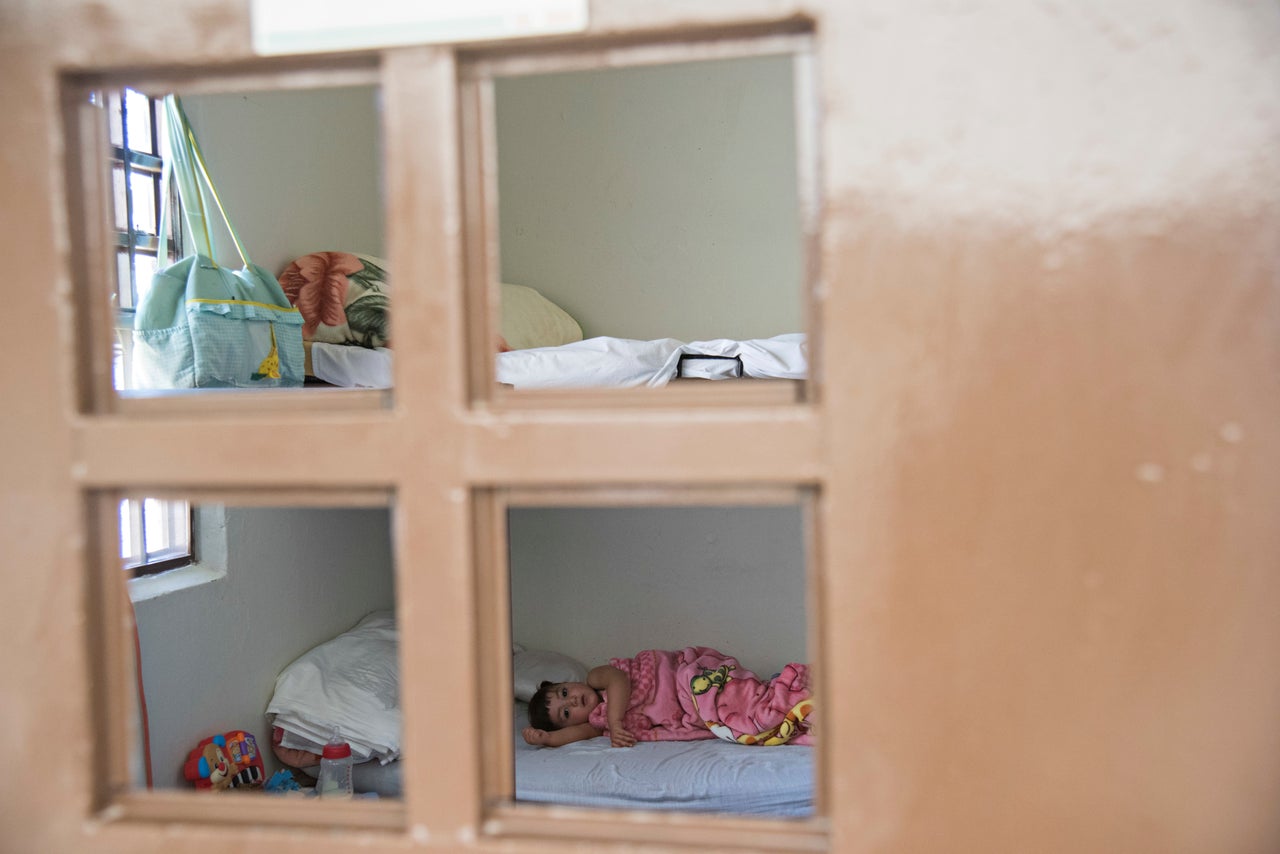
<box><xmin>184</xmin><ymin>730</ymin><xmax>265</xmax><ymax>790</ymax></box>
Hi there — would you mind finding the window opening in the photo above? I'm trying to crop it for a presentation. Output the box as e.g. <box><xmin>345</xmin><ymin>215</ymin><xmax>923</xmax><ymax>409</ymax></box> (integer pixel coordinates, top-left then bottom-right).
<box><xmin>119</xmin><ymin>497</ymin><xmax>192</xmax><ymax>577</ymax></box>
<box><xmin>95</xmin><ymin>493</ymin><xmax>403</xmax><ymax>829</ymax></box>
<box><xmin>459</xmin><ymin>33</ymin><xmax>819</xmax><ymax>406</ymax></box>
<box><xmin>70</xmin><ymin>72</ymin><xmax>388</xmax><ymax>404</ymax></box>
<box><xmin>477</xmin><ymin>486</ymin><xmax>825</xmax><ymax>850</ymax></box>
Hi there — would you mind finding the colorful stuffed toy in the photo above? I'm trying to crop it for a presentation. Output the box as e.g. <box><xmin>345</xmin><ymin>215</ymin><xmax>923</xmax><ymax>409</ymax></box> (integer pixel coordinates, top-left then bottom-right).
<box><xmin>183</xmin><ymin>730</ymin><xmax>265</xmax><ymax>790</ymax></box>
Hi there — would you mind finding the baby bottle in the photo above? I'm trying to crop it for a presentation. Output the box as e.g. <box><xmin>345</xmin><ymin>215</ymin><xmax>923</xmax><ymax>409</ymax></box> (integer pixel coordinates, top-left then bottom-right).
<box><xmin>315</xmin><ymin>731</ymin><xmax>353</xmax><ymax>798</ymax></box>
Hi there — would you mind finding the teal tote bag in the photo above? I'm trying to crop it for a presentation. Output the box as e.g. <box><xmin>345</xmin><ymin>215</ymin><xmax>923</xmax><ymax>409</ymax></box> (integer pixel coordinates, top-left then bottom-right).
<box><xmin>132</xmin><ymin>96</ymin><xmax>304</xmax><ymax>390</ymax></box>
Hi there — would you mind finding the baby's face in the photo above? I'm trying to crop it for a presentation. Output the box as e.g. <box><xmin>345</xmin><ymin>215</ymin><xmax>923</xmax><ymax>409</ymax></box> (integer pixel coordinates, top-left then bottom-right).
<box><xmin>545</xmin><ymin>682</ymin><xmax>600</xmax><ymax>727</ymax></box>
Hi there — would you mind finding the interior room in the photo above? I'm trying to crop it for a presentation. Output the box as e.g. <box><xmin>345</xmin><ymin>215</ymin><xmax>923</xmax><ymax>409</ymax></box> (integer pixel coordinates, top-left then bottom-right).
<box><xmin>117</xmin><ymin>47</ymin><xmax>817</xmax><ymax>810</ymax></box>
<box><xmin>506</xmin><ymin>501</ymin><xmax>813</xmax><ymax>816</ymax></box>
<box><xmin>129</xmin><ymin>497</ymin><xmax>814</xmax><ymax>815</ymax></box>
<box><xmin>98</xmin><ymin>48</ymin><xmax>811</xmax><ymax>398</ymax></box>
<box><xmin>128</xmin><ymin>503</ymin><xmax>397</xmax><ymax>790</ymax></box>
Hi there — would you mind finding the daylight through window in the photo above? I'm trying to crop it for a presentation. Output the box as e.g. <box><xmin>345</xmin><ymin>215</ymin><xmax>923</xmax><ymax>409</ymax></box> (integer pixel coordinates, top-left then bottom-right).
<box><xmin>119</xmin><ymin>497</ymin><xmax>193</xmax><ymax>577</ymax></box>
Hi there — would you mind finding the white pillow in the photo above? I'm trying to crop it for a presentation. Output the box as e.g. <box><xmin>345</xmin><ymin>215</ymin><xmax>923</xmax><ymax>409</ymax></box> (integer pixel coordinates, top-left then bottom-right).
<box><xmin>512</xmin><ymin>648</ymin><xmax>589</xmax><ymax>701</ymax></box>
<box><xmin>500</xmin><ymin>283</ymin><xmax>583</xmax><ymax>350</ymax></box>
<box><xmin>266</xmin><ymin>611</ymin><xmax>400</xmax><ymax>764</ymax></box>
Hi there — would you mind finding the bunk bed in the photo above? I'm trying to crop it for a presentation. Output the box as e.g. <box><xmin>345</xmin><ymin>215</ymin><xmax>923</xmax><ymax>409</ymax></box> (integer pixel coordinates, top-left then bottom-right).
<box><xmin>266</xmin><ymin>612</ymin><xmax>814</xmax><ymax>816</ymax></box>
<box><xmin>283</xmin><ymin>252</ymin><xmax>808</xmax><ymax>390</ymax></box>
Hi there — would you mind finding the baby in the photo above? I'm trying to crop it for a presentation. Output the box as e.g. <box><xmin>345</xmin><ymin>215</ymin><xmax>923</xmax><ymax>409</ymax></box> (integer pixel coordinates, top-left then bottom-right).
<box><xmin>524</xmin><ymin>664</ymin><xmax>636</xmax><ymax>747</ymax></box>
<box><xmin>523</xmin><ymin>646</ymin><xmax>814</xmax><ymax>748</ymax></box>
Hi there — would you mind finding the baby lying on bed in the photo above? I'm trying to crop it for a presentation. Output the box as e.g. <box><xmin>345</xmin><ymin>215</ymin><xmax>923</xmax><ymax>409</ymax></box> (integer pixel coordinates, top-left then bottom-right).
<box><xmin>523</xmin><ymin>646</ymin><xmax>814</xmax><ymax>748</ymax></box>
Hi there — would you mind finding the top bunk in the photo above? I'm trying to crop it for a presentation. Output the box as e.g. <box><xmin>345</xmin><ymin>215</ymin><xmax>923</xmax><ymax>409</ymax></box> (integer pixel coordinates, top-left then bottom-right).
<box><xmin>79</xmin><ymin>39</ymin><xmax>816</xmax><ymax>409</ymax></box>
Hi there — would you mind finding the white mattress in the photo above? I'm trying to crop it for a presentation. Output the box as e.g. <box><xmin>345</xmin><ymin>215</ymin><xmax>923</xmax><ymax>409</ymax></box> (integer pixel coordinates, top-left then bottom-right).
<box><xmin>307</xmin><ymin>333</ymin><xmax>808</xmax><ymax>390</ymax></box>
<box><xmin>512</xmin><ymin>704</ymin><xmax>814</xmax><ymax>817</ymax></box>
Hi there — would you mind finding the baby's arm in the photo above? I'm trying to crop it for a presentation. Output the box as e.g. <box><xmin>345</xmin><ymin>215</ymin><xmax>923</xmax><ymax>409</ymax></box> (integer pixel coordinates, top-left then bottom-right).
<box><xmin>522</xmin><ymin>723</ymin><xmax>600</xmax><ymax>748</ymax></box>
<box><xmin>587</xmin><ymin>664</ymin><xmax>636</xmax><ymax>747</ymax></box>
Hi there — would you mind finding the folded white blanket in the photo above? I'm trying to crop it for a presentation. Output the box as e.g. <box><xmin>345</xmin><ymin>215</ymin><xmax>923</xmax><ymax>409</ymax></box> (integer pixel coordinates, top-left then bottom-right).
<box><xmin>266</xmin><ymin>611</ymin><xmax>400</xmax><ymax>765</ymax></box>
<box><xmin>496</xmin><ymin>333</ymin><xmax>808</xmax><ymax>389</ymax></box>
<box><xmin>308</xmin><ymin>334</ymin><xmax>807</xmax><ymax>389</ymax></box>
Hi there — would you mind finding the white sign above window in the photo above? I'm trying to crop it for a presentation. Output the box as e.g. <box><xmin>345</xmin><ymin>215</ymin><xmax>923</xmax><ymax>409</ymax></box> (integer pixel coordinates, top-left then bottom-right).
<box><xmin>251</xmin><ymin>0</ymin><xmax>588</xmax><ymax>55</ymax></box>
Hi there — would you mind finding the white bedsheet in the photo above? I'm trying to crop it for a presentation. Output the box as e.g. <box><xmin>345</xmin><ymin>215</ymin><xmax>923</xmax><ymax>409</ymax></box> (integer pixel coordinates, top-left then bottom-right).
<box><xmin>307</xmin><ymin>334</ymin><xmax>807</xmax><ymax>390</ymax></box>
<box><xmin>512</xmin><ymin>704</ymin><xmax>814</xmax><ymax>816</ymax></box>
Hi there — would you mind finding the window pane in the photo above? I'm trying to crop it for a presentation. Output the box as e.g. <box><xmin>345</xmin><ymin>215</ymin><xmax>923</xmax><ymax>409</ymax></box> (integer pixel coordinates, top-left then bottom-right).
<box><xmin>155</xmin><ymin>103</ymin><xmax>170</xmax><ymax>161</ymax></box>
<box><xmin>129</xmin><ymin>171</ymin><xmax>157</xmax><ymax>234</ymax></box>
<box><xmin>107</xmin><ymin>91</ymin><xmax>124</xmax><ymax>148</ymax></box>
<box><xmin>118</xmin><ymin>499</ymin><xmax>138</xmax><ymax>564</ymax></box>
<box><xmin>116</xmin><ymin>250</ymin><xmax>134</xmax><ymax>309</ymax></box>
<box><xmin>124</xmin><ymin>89</ymin><xmax>154</xmax><ymax>155</ymax></box>
<box><xmin>111</xmin><ymin>164</ymin><xmax>128</xmax><ymax>231</ymax></box>
<box><xmin>142</xmin><ymin>498</ymin><xmax>178</xmax><ymax>558</ymax></box>
<box><xmin>168</xmin><ymin>501</ymin><xmax>191</xmax><ymax>552</ymax></box>
<box><xmin>119</xmin><ymin>498</ymin><xmax>192</xmax><ymax>571</ymax></box>
<box><xmin>134</xmin><ymin>254</ymin><xmax>158</xmax><ymax>302</ymax></box>
<box><xmin>113</xmin><ymin>334</ymin><xmax>129</xmax><ymax>391</ymax></box>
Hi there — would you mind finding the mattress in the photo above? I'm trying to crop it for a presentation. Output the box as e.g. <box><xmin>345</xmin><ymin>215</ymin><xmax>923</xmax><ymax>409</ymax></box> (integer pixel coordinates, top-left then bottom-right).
<box><xmin>307</xmin><ymin>333</ymin><xmax>808</xmax><ymax>390</ymax></box>
<box><xmin>512</xmin><ymin>704</ymin><xmax>814</xmax><ymax>817</ymax></box>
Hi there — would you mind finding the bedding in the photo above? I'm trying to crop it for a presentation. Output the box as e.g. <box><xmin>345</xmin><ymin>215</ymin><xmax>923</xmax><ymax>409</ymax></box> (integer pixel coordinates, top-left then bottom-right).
<box><xmin>267</xmin><ymin>625</ymin><xmax>814</xmax><ymax>814</ymax></box>
<box><xmin>512</xmin><ymin>644</ymin><xmax>589</xmax><ymax>701</ymax></box>
<box><xmin>266</xmin><ymin>611</ymin><xmax>400</xmax><ymax>765</ymax></box>
<box><xmin>586</xmin><ymin>647</ymin><xmax>814</xmax><ymax>746</ymax></box>
<box><xmin>279</xmin><ymin>252</ymin><xmax>391</xmax><ymax>348</ymax></box>
<box><xmin>278</xmin><ymin>251</ymin><xmax>583</xmax><ymax>352</ymax></box>
<box><xmin>513</xmin><ymin>701</ymin><xmax>814</xmax><ymax>816</ymax></box>
<box><xmin>306</xmin><ymin>333</ymin><xmax>808</xmax><ymax>390</ymax></box>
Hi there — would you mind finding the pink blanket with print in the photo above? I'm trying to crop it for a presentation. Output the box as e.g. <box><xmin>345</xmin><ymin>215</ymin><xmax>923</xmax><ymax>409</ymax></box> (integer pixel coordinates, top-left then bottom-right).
<box><xmin>588</xmin><ymin>647</ymin><xmax>814</xmax><ymax>745</ymax></box>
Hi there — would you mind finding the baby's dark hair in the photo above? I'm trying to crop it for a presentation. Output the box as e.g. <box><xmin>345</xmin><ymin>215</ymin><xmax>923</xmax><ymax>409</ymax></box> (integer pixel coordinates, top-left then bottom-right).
<box><xmin>527</xmin><ymin>680</ymin><xmax>559</xmax><ymax>731</ymax></box>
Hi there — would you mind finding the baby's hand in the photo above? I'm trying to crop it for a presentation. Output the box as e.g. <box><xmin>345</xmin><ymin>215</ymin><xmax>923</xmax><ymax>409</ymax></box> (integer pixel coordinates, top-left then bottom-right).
<box><xmin>522</xmin><ymin>727</ymin><xmax>549</xmax><ymax>746</ymax></box>
<box><xmin>610</xmin><ymin>726</ymin><xmax>637</xmax><ymax>748</ymax></box>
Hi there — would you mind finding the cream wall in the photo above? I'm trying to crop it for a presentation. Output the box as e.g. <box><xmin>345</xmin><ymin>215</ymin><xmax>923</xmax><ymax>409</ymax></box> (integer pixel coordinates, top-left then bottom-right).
<box><xmin>181</xmin><ymin>86</ymin><xmax>385</xmax><ymax>277</ymax></box>
<box><xmin>180</xmin><ymin>59</ymin><xmax>804</xmax><ymax>341</ymax></box>
<box><xmin>509</xmin><ymin>504</ymin><xmax>806</xmax><ymax>677</ymax></box>
<box><xmin>495</xmin><ymin>55</ymin><xmax>804</xmax><ymax>341</ymax></box>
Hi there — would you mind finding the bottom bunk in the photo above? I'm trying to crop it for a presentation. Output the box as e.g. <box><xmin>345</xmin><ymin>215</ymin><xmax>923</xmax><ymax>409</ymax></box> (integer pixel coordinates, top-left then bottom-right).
<box><xmin>266</xmin><ymin>613</ymin><xmax>814</xmax><ymax>817</ymax></box>
<box><xmin>511</xmin><ymin>701</ymin><xmax>813</xmax><ymax>816</ymax></box>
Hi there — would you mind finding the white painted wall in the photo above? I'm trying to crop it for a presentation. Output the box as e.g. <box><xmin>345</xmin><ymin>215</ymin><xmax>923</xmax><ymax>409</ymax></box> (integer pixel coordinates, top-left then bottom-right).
<box><xmin>133</xmin><ymin>506</ymin><xmax>395</xmax><ymax>788</ymax></box>
<box><xmin>508</xmin><ymin>505</ymin><xmax>807</xmax><ymax>678</ymax></box>
<box><xmin>181</xmin><ymin>86</ymin><xmax>384</xmax><ymax>277</ymax></box>
<box><xmin>495</xmin><ymin>55</ymin><xmax>804</xmax><ymax>341</ymax></box>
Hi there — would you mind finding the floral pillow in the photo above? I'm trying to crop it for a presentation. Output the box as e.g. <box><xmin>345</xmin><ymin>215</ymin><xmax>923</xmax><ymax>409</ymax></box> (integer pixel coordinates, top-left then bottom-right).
<box><xmin>278</xmin><ymin>252</ymin><xmax>390</xmax><ymax>348</ymax></box>
<box><xmin>279</xmin><ymin>251</ymin><xmax>582</xmax><ymax>352</ymax></box>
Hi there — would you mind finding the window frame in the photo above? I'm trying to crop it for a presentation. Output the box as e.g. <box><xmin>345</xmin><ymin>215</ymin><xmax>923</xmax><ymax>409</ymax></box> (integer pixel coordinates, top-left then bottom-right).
<box><xmin>62</xmin><ymin>59</ymin><xmax>387</xmax><ymax>415</ymax></box>
<box><xmin>68</xmin><ymin>25</ymin><xmax>829</xmax><ymax>851</ymax></box>
<box><xmin>474</xmin><ymin>484</ymin><xmax>827</xmax><ymax>850</ymax></box>
<box><xmin>456</xmin><ymin>28</ymin><xmax>822</xmax><ymax>410</ymax></box>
